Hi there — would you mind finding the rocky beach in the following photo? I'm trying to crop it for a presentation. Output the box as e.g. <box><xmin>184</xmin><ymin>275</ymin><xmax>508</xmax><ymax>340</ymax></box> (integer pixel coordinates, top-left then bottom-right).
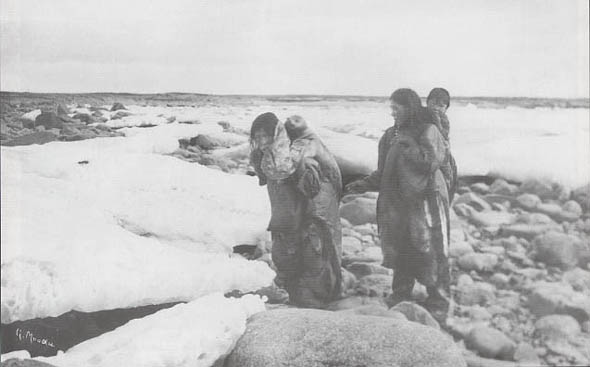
<box><xmin>1</xmin><ymin>92</ymin><xmax>589</xmax><ymax>366</ymax></box>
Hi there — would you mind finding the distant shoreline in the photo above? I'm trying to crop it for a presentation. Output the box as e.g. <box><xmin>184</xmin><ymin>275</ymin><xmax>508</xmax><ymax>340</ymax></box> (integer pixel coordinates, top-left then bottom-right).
<box><xmin>1</xmin><ymin>91</ymin><xmax>588</xmax><ymax>109</ymax></box>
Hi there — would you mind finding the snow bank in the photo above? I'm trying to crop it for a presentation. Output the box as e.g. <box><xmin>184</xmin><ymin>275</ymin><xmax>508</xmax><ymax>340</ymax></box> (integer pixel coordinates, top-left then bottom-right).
<box><xmin>1</xmin><ymin>350</ymin><xmax>31</xmax><ymax>362</ymax></box>
<box><xmin>103</xmin><ymin>102</ymin><xmax>588</xmax><ymax>187</ymax></box>
<box><xmin>37</xmin><ymin>294</ymin><xmax>265</xmax><ymax>367</ymax></box>
<box><xmin>20</xmin><ymin>109</ymin><xmax>42</xmax><ymax>121</ymax></box>
<box><xmin>316</xmin><ymin>128</ymin><xmax>377</xmax><ymax>177</ymax></box>
<box><xmin>1</xmin><ymin>123</ymin><xmax>274</xmax><ymax>323</ymax></box>
<box><xmin>449</xmin><ymin>106</ymin><xmax>589</xmax><ymax>188</ymax></box>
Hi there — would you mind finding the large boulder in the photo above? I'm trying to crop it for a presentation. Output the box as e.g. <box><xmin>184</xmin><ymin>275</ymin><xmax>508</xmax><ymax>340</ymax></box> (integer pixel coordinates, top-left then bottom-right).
<box><xmin>225</xmin><ymin>309</ymin><xmax>466</xmax><ymax>367</ymax></box>
<box><xmin>34</xmin><ymin>112</ymin><xmax>63</xmax><ymax>129</ymax></box>
<box><xmin>339</xmin><ymin>197</ymin><xmax>376</xmax><ymax>225</ymax></box>
<box><xmin>532</xmin><ymin>231</ymin><xmax>583</xmax><ymax>270</ymax></box>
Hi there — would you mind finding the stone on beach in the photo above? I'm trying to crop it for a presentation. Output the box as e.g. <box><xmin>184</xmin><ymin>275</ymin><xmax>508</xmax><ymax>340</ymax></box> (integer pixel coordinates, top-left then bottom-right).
<box><xmin>458</xmin><ymin>253</ymin><xmax>498</xmax><ymax>272</ymax></box>
<box><xmin>390</xmin><ymin>301</ymin><xmax>440</xmax><ymax>330</ymax></box>
<box><xmin>454</xmin><ymin>192</ymin><xmax>493</xmax><ymax>212</ymax></box>
<box><xmin>534</xmin><ymin>314</ymin><xmax>581</xmax><ymax>341</ymax></box>
<box><xmin>337</xmin><ymin>304</ymin><xmax>407</xmax><ymax>320</ymax></box>
<box><xmin>532</xmin><ymin>231</ymin><xmax>583</xmax><ymax>270</ymax></box>
<box><xmin>110</xmin><ymin>102</ymin><xmax>126</xmax><ymax>111</ymax></box>
<box><xmin>489</xmin><ymin>179</ymin><xmax>519</xmax><ymax>196</ymax></box>
<box><xmin>520</xmin><ymin>178</ymin><xmax>570</xmax><ymax>202</ymax></box>
<box><xmin>339</xmin><ymin>197</ymin><xmax>377</xmax><ymax>225</ymax></box>
<box><xmin>465</xmin><ymin>325</ymin><xmax>516</xmax><ymax>360</ymax></box>
<box><xmin>225</xmin><ymin>309</ymin><xmax>466</xmax><ymax>367</ymax></box>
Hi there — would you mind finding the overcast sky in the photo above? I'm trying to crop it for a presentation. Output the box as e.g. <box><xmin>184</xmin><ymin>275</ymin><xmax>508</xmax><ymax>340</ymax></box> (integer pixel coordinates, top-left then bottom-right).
<box><xmin>1</xmin><ymin>0</ymin><xmax>588</xmax><ymax>97</ymax></box>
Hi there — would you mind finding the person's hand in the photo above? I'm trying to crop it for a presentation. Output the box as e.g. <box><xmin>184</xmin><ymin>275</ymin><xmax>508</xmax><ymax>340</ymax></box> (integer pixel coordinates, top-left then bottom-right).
<box><xmin>345</xmin><ymin>180</ymin><xmax>367</xmax><ymax>194</ymax></box>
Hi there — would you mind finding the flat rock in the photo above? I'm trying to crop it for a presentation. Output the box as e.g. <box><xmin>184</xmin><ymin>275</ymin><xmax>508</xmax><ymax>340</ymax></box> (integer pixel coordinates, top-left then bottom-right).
<box><xmin>499</xmin><ymin>223</ymin><xmax>557</xmax><ymax>240</ymax></box>
<box><xmin>225</xmin><ymin>309</ymin><xmax>466</xmax><ymax>367</ymax></box>
<box><xmin>454</xmin><ymin>192</ymin><xmax>492</xmax><ymax>212</ymax></box>
<box><xmin>460</xmin><ymin>205</ymin><xmax>516</xmax><ymax>228</ymax></box>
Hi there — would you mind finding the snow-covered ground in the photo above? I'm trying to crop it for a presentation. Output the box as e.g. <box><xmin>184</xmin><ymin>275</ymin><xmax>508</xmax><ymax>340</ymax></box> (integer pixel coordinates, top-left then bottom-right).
<box><xmin>1</xmin><ymin>122</ymin><xmax>275</xmax><ymax>323</ymax></box>
<box><xmin>85</xmin><ymin>102</ymin><xmax>589</xmax><ymax>188</ymax></box>
<box><xmin>35</xmin><ymin>294</ymin><xmax>265</xmax><ymax>367</ymax></box>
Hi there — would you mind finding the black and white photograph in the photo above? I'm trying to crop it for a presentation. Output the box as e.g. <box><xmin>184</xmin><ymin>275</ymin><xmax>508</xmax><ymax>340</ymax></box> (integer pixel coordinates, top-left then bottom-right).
<box><xmin>1</xmin><ymin>1</ymin><xmax>589</xmax><ymax>366</ymax></box>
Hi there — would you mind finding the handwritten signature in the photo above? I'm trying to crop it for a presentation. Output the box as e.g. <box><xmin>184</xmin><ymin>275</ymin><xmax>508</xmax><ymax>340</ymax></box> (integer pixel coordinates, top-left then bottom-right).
<box><xmin>15</xmin><ymin>328</ymin><xmax>56</xmax><ymax>348</ymax></box>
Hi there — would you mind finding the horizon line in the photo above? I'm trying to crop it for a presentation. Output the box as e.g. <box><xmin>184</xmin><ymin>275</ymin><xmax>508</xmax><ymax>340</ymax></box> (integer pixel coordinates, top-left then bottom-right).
<box><xmin>1</xmin><ymin>90</ymin><xmax>588</xmax><ymax>101</ymax></box>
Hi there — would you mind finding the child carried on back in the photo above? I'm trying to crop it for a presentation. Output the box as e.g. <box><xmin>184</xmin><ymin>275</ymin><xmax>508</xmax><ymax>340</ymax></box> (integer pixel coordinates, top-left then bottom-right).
<box><xmin>427</xmin><ymin>88</ymin><xmax>457</xmax><ymax>201</ymax></box>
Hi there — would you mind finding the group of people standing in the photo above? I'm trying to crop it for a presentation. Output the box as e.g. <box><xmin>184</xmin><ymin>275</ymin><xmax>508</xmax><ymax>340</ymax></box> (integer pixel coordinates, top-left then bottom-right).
<box><xmin>249</xmin><ymin>88</ymin><xmax>457</xmax><ymax>325</ymax></box>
